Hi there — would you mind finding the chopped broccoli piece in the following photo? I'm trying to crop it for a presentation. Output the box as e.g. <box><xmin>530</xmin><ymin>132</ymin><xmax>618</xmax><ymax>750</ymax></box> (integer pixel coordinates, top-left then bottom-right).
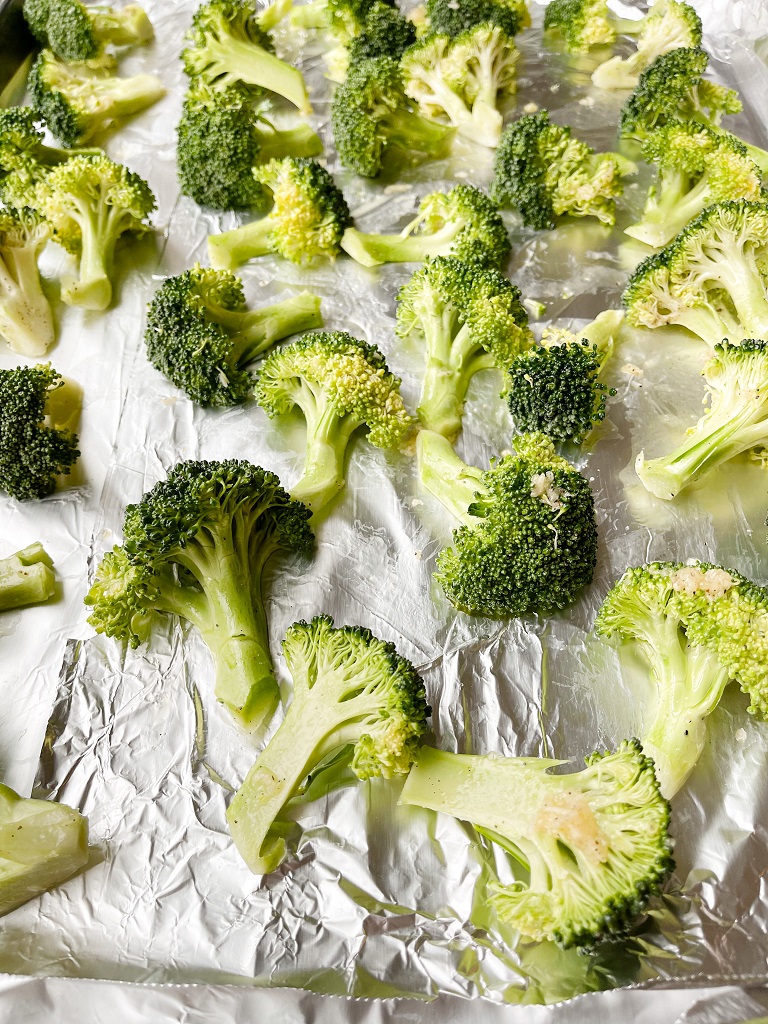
<box><xmin>543</xmin><ymin>0</ymin><xmax>643</xmax><ymax>53</ymax></box>
<box><xmin>325</xmin><ymin>2</ymin><xmax>417</xmax><ymax>82</ymax></box>
<box><xmin>507</xmin><ymin>309</ymin><xmax>623</xmax><ymax>443</ymax></box>
<box><xmin>28</xmin><ymin>50</ymin><xmax>165</xmax><ymax>147</ymax></box>
<box><xmin>85</xmin><ymin>460</ymin><xmax>314</xmax><ymax>730</ymax></box>
<box><xmin>0</xmin><ymin>364</ymin><xmax>81</xmax><ymax>501</ymax></box>
<box><xmin>341</xmin><ymin>183</ymin><xmax>510</xmax><ymax>268</ymax></box>
<box><xmin>0</xmin><ymin>543</ymin><xmax>56</xmax><ymax>611</ymax></box>
<box><xmin>492</xmin><ymin>110</ymin><xmax>635</xmax><ymax>229</ymax></box>
<box><xmin>596</xmin><ymin>561</ymin><xmax>768</xmax><ymax>797</ymax></box>
<box><xmin>0</xmin><ymin>209</ymin><xmax>55</xmax><ymax>358</ymax></box>
<box><xmin>426</xmin><ymin>0</ymin><xmax>529</xmax><ymax>39</ymax></box>
<box><xmin>401</xmin><ymin>739</ymin><xmax>673</xmax><ymax>948</ymax></box>
<box><xmin>417</xmin><ymin>430</ymin><xmax>597</xmax><ymax>617</ymax></box>
<box><xmin>255</xmin><ymin>331</ymin><xmax>412</xmax><ymax>515</ymax></box>
<box><xmin>144</xmin><ymin>265</ymin><xmax>323</xmax><ymax>406</ymax></box>
<box><xmin>289</xmin><ymin>0</ymin><xmax>394</xmax><ymax>40</ymax></box>
<box><xmin>396</xmin><ymin>256</ymin><xmax>532</xmax><ymax>439</ymax></box>
<box><xmin>23</xmin><ymin>0</ymin><xmax>153</xmax><ymax>62</ymax></box>
<box><xmin>227</xmin><ymin>614</ymin><xmax>429</xmax><ymax>873</ymax></box>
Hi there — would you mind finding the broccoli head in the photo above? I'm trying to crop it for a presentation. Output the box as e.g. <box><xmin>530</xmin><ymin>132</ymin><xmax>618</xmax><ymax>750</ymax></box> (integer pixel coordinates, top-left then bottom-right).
<box><xmin>325</xmin><ymin>1</ymin><xmax>417</xmax><ymax>82</ymax></box>
<box><xmin>23</xmin><ymin>0</ymin><xmax>153</xmax><ymax>62</ymax></box>
<box><xmin>289</xmin><ymin>0</ymin><xmax>395</xmax><ymax>40</ymax></box>
<box><xmin>426</xmin><ymin>0</ymin><xmax>530</xmax><ymax>39</ymax></box>
<box><xmin>0</xmin><ymin>543</ymin><xmax>56</xmax><ymax>611</ymax></box>
<box><xmin>543</xmin><ymin>0</ymin><xmax>643</xmax><ymax>52</ymax></box>
<box><xmin>0</xmin><ymin>208</ymin><xmax>55</xmax><ymax>357</ymax></box>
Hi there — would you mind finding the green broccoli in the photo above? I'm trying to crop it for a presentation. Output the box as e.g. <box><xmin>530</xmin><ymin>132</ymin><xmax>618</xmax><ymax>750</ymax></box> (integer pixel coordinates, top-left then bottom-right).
<box><xmin>0</xmin><ymin>209</ymin><xmax>55</xmax><ymax>358</ymax></box>
<box><xmin>491</xmin><ymin>111</ymin><xmax>635</xmax><ymax>229</ymax></box>
<box><xmin>596</xmin><ymin>561</ymin><xmax>768</xmax><ymax>797</ymax></box>
<box><xmin>417</xmin><ymin>430</ymin><xmax>597</xmax><ymax>617</ymax></box>
<box><xmin>636</xmin><ymin>340</ymin><xmax>768</xmax><ymax>499</ymax></box>
<box><xmin>507</xmin><ymin>310</ymin><xmax>623</xmax><ymax>444</ymax></box>
<box><xmin>28</xmin><ymin>50</ymin><xmax>165</xmax><ymax>147</ymax></box>
<box><xmin>289</xmin><ymin>0</ymin><xmax>394</xmax><ymax>40</ymax></box>
<box><xmin>0</xmin><ymin>543</ymin><xmax>56</xmax><ymax>611</ymax></box>
<box><xmin>340</xmin><ymin>184</ymin><xmax>510</xmax><ymax>268</ymax></box>
<box><xmin>227</xmin><ymin>614</ymin><xmax>429</xmax><ymax>873</ymax></box>
<box><xmin>331</xmin><ymin>56</ymin><xmax>456</xmax><ymax>178</ymax></box>
<box><xmin>543</xmin><ymin>0</ymin><xmax>643</xmax><ymax>53</ymax></box>
<box><xmin>182</xmin><ymin>0</ymin><xmax>311</xmax><ymax>114</ymax></box>
<box><xmin>325</xmin><ymin>2</ymin><xmax>417</xmax><ymax>83</ymax></box>
<box><xmin>207</xmin><ymin>156</ymin><xmax>351</xmax><ymax>268</ymax></box>
<box><xmin>144</xmin><ymin>265</ymin><xmax>323</xmax><ymax>406</ymax></box>
<box><xmin>255</xmin><ymin>331</ymin><xmax>412</xmax><ymax>515</ymax></box>
<box><xmin>622</xmin><ymin>200</ymin><xmax>768</xmax><ymax>348</ymax></box>
<box><xmin>0</xmin><ymin>364</ymin><xmax>80</xmax><ymax>501</ymax></box>
<box><xmin>400</xmin><ymin>739</ymin><xmax>673</xmax><ymax>948</ymax></box>
<box><xmin>23</xmin><ymin>0</ymin><xmax>153</xmax><ymax>62</ymax></box>
<box><xmin>396</xmin><ymin>256</ymin><xmax>533</xmax><ymax>439</ymax></box>
<box><xmin>85</xmin><ymin>460</ymin><xmax>313</xmax><ymax>730</ymax></box>
<box><xmin>426</xmin><ymin>0</ymin><xmax>530</xmax><ymax>39</ymax></box>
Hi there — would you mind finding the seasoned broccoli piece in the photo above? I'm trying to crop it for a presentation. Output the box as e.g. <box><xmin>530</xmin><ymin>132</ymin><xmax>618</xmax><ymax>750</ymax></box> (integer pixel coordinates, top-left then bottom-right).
<box><xmin>23</xmin><ymin>0</ymin><xmax>153</xmax><ymax>62</ymax></box>
<box><xmin>622</xmin><ymin>201</ymin><xmax>768</xmax><ymax>347</ymax></box>
<box><xmin>32</xmin><ymin>153</ymin><xmax>155</xmax><ymax>311</ymax></box>
<box><xmin>596</xmin><ymin>562</ymin><xmax>768</xmax><ymax>797</ymax></box>
<box><xmin>325</xmin><ymin>2</ymin><xmax>417</xmax><ymax>83</ymax></box>
<box><xmin>400</xmin><ymin>25</ymin><xmax>519</xmax><ymax>149</ymax></box>
<box><xmin>255</xmin><ymin>331</ymin><xmax>412</xmax><ymax>515</ymax></box>
<box><xmin>0</xmin><ymin>364</ymin><xmax>80</xmax><ymax>501</ymax></box>
<box><xmin>507</xmin><ymin>310</ymin><xmax>623</xmax><ymax>443</ymax></box>
<box><xmin>85</xmin><ymin>460</ymin><xmax>313</xmax><ymax>730</ymax></box>
<box><xmin>177</xmin><ymin>81</ymin><xmax>322</xmax><ymax>211</ymax></box>
<box><xmin>492</xmin><ymin>111</ymin><xmax>635</xmax><ymax>229</ymax></box>
<box><xmin>592</xmin><ymin>0</ymin><xmax>701</xmax><ymax>91</ymax></box>
<box><xmin>396</xmin><ymin>256</ymin><xmax>532</xmax><ymax>439</ymax></box>
<box><xmin>341</xmin><ymin>184</ymin><xmax>510</xmax><ymax>268</ymax></box>
<box><xmin>182</xmin><ymin>0</ymin><xmax>311</xmax><ymax>114</ymax></box>
<box><xmin>28</xmin><ymin>50</ymin><xmax>165</xmax><ymax>147</ymax></box>
<box><xmin>0</xmin><ymin>543</ymin><xmax>56</xmax><ymax>611</ymax></box>
<box><xmin>426</xmin><ymin>0</ymin><xmax>529</xmax><ymax>39</ymax></box>
<box><xmin>207</xmin><ymin>157</ymin><xmax>351</xmax><ymax>268</ymax></box>
<box><xmin>543</xmin><ymin>0</ymin><xmax>643</xmax><ymax>53</ymax></box>
<box><xmin>401</xmin><ymin>739</ymin><xmax>673</xmax><ymax>948</ymax></box>
<box><xmin>144</xmin><ymin>265</ymin><xmax>323</xmax><ymax>406</ymax></box>
<box><xmin>331</xmin><ymin>56</ymin><xmax>455</xmax><ymax>178</ymax></box>
<box><xmin>289</xmin><ymin>0</ymin><xmax>394</xmax><ymax>40</ymax></box>
<box><xmin>417</xmin><ymin>430</ymin><xmax>597</xmax><ymax>617</ymax></box>
<box><xmin>0</xmin><ymin>209</ymin><xmax>55</xmax><ymax>358</ymax></box>
<box><xmin>636</xmin><ymin>340</ymin><xmax>768</xmax><ymax>499</ymax></box>
<box><xmin>0</xmin><ymin>783</ymin><xmax>88</xmax><ymax>916</ymax></box>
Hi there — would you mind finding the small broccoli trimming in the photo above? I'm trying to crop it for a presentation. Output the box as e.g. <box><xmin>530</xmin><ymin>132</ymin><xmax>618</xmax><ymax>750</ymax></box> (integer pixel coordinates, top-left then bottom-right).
<box><xmin>0</xmin><ymin>543</ymin><xmax>56</xmax><ymax>611</ymax></box>
<box><xmin>401</xmin><ymin>739</ymin><xmax>673</xmax><ymax>948</ymax></box>
<box><xmin>0</xmin><ymin>209</ymin><xmax>55</xmax><ymax>358</ymax></box>
<box><xmin>227</xmin><ymin>614</ymin><xmax>429</xmax><ymax>874</ymax></box>
<box><xmin>145</xmin><ymin>265</ymin><xmax>323</xmax><ymax>406</ymax></box>
<box><xmin>0</xmin><ymin>364</ymin><xmax>81</xmax><ymax>501</ymax></box>
<box><xmin>86</xmin><ymin>460</ymin><xmax>314</xmax><ymax>730</ymax></box>
<box><xmin>325</xmin><ymin>2</ymin><xmax>417</xmax><ymax>83</ymax></box>
<box><xmin>289</xmin><ymin>0</ymin><xmax>395</xmax><ymax>39</ymax></box>
<box><xmin>417</xmin><ymin>430</ymin><xmax>597</xmax><ymax>617</ymax></box>
<box><xmin>396</xmin><ymin>256</ymin><xmax>533</xmax><ymax>439</ymax></box>
<box><xmin>255</xmin><ymin>331</ymin><xmax>412</xmax><ymax>515</ymax></box>
<box><xmin>596</xmin><ymin>561</ymin><xmax>768</xmax><ymax>797</ymax></box>
<box><xmin>341</xmin><ymin>184</ymin><xmax>510</xmax><ymax>268</ymax></box>
<box><xmin>23</xmin><ymin>0</ymin><xmax>153</xmax><ymax>62</ymax></box>
<box><xmin>426</xmin><ymin>0</ymin><xmax>530</xmax><ymax>39</ymax></box>
<box><xmin>543</xmin><ymin>0</ymin><xmax>643</xmax><ymax>53</ymax></box>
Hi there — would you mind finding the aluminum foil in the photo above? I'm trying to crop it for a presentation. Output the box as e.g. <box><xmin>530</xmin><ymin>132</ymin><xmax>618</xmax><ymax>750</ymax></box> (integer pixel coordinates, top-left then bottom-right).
<box><xmin>2</xmin><ymin>0</ymin><xmax>768</xmax><ymax>1014</ymax></box>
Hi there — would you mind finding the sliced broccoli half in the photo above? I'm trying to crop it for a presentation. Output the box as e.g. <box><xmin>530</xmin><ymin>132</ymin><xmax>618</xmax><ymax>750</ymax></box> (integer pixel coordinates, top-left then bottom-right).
<box><xmin>255</xmin><ymin>331</ymin><xmax>413</xmax><ymax>515</ymax></box>
<box><xmin>543</xmin><ymin>0</ymin><xmax>643</xmax><ymax>53</ymax></box>
<box><xmin>85</xmin><ymin>460</ymin><xmax>314</xmax><ymax>730</ymax></box>
<box><xmin>0</xmin><ymin>209</ymin><xmax>55</xmax><ymax>358</ymax></box>
<box><xmin>227</xmin><ymin>614</ymin><xmax>429</xmax><ymax>873</ymax></box>
<box><xmin>417</xmin><ymin>430</ymin><xmax>597</xmax><ymax>617</ymax></box>
<box><xmin>401</xmin><ymin>739</ymin><xmax>673</xmax><ymax>949</ymax></box>
<box><xmin>23</xmin><ymin>0</ymin><xmax>153</xmax><ymax>62</ymax></box>
<box><xmin>426</xmin><ymin>0</ymin><xmax>530</xmax><ymax>39</ymax></box>
<box><xmin>0</xmin><ymin>543</ymin><xmax>56</xmax><ymax>611</ymax></box>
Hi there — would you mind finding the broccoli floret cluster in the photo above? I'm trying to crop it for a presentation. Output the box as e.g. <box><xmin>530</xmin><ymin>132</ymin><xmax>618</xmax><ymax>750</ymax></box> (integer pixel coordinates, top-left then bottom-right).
<box><xmin>24</xmin><ymin>0</ymin><xmax>153</xmax><ymax>61</ymax></box>
<box><xmin>0</xmin><ymin>543</ymin><xmax>56</xmax><ymax>611</ymax></box>
<box><xmin>289</xmin><ymin>0</ymin><xmax>395</xmax><ymax>41</ymax></box>
<box><xmin>326</xmin><ymin>1</ymin><xmax>417</xmax><ymax>82</ymax></box>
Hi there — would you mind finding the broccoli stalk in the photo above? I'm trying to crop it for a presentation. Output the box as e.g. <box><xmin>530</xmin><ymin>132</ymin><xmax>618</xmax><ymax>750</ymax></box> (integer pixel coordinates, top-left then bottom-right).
<box><xmin>543</xmin><ymin>0</ymin><xmax>643</xmax><ymax>53</ymax></box>
<box><xmin>0</xmin><ymin>543</ymin><xmax>56</xmax><ymax>611</ymax></box>
<box><xmin>0</xmin><ymin>210</ymin><xmax>55</xmax><ymax>358</ymax></box>
<box><xmin>227</xmin><ymin>614</ymin><xmax>429</xmax><ymax>873</ymax></box>
<box><xmin>24</xmin><ymin>0</ymin><xmax>153</xmax><ymax>61</ymax></box>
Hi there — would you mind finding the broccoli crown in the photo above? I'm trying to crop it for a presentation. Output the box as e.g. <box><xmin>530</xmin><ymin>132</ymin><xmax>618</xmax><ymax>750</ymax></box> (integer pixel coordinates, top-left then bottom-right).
<box><xmin>0</xmin><ymin>364</ymin><xmax>80</xmax><ymax>500</ymax></box>
<box><xmin>0</xmin><ymin>107</ymin><xmax>47</xmax><ymax>186</ymax></box>
<box><xmin>543</xmin><ymin>0</ymin><xmax>615</xmax><ymax>52</ymax></box>
<box><xmin>24</xmin><ymin>0</ymin><xmax>99</xmax><ymax>60</ymax></box>
<box><xmin>326</xmin><ymin>0</ymin><xmax>394</xmax><ymax>40</ymax></box>
<box><xmin>344</xmin><ymin>1</ymin><xmax>416</xmax><ymax>64</ymax></box>
<box><xmin>415</xmin><ymin>184</ymin><xmax>511</xmax><ymax>265</ymax></box>
<box><xmin>642</xmin><ymin>120</ymin><xmax>755</xmax><ymax>185</ymax></box>
<box><xmin>426</xmin><ymin>0</ymin><xmax>529</xmax><ymax>39</ymax></box>
<box><xmin>401</xmin><ymin>738</ymin><xmax>674</xmax><ymax>949</ymax></box>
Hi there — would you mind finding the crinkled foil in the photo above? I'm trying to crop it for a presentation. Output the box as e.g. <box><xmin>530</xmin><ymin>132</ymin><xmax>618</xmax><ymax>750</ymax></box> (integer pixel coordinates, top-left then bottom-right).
<box><xmin>1</xmin><ymin>0</ymin><xmax>768</xmax><ymax>1016</ymax></box>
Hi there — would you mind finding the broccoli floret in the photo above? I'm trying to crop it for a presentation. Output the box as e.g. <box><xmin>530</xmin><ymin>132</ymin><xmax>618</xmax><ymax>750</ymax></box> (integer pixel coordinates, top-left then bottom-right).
<box><xmin>341</xmin><ymin>184</ymin><xmax>510</xmax><ymax>268</ymax></box>
<box><xmin>255</xmin><ymin>331</ymin><xmax>412</xmax><ymax>515</ymax></box>
<box><xmin>23</xmin><ymin>0</ymin><xmax>153</xmax><ymax>62</ymax></box>
<box><xmin>636</xmin><ymin>340</ymin><xmax>768</xmax><ymax>499</ymax></box>
<box><xmin>32</xmin><ymin>153</ymin><xmax>155</xmax><ymax>311</ymax></box>
<box><xmin>596</xmin><ymin>561</ymin><xmax>768</xmax><ymax>797</ymax></box>
<box><xmin>144</xmin><ymin>265</ymin><xmax>323</xmax><ymax>406</ymax></box>
<box><xmin>396</xmin><ymin>256</ymin><xmax>532</xmax><ymax>439</ymax></box>
<box><xmin>85</xmin><ymin>460</ymin><xmax>314</xmax><ymax>729</ymax></box>
<box><xmin>492</xmin><ymin>111</ymin><xmax>635</xmax><ymax>229</ymax></box>
<box><xmin>227</xmin><ymin>614</ymin><xmax>429</xmax><ymax>873</ymax></box>
<box><xmin>331</xmin><ymin>56</ymin><xmax>455</xmax><ymax>178</ymax></box>
<box><xmin>0</xmin><ymin>209</ymin><xmax>55</xmax><ymax>358</ymax></box>
<box><xmin>622</xmin><ymin>200</ymin><xmax>768</xmax><ymax>347</ymax></box>
<box><xmin>28</xmin><ymin>50</ymin><xmax>165</xmax><ymax>147</ymax></box>
<box><xmin>0</xmin><ymin>782</ymin><xmax>88</xmax><ymax>916</ymax></box>
<box><xmin>182</xmin><ymin>0</ymin><xmax>311</xmax><ymax>114</ymax></box>
<box><xmin>325</xmin><ymin>2</ymin><xmax>417</xmax><ymax>82</ymax></box>
<box><xmin>289</xmin><ymin>0</ymin><xmax>394</xmax><ymax>40</ymax></box>
<box><xmin>417</xmin><ymin>430</ymin><xmax>597</xmax><ymax>617</ymax></box>
<box><xmin>0</xmin><ymin>543</ymin><xmax>56</xmax><ymax>611</ymax></box>
<box><xmin>426</xmin><ymin>0</ymin><xmax>529</xmax><ymax>39</ymax></box>
<box><xmin>507</xmin><ymin>309</ymin><xmax>623</xmax><ymax>443</ymax></box>
<box><xmin>400</xmin><ymin>25</ymin><xmax>518</xmax><ymax>149</ymax></box>
<box><xmin>591</xmin><ymin>0</ymin><xmax>701</xmax><ymax>91</ymax></box>
<box><xmin>543</xmin><ymin>0</ymin><xmax>643</xmax><ymax>53</ymax></box>
<box><xmin>0</xmin><ymin>364</ymin><xmax>80</xmax><ymax>501</ymax></box>
<box><xmin>400</xmin><ymin>739</ymin><xmax>673</xmax><ymax>948</ymax></box>
<box><xmin>207</xmin><ymin>157</ymin><xmax>351</xmax><ymax>269</ymax></box>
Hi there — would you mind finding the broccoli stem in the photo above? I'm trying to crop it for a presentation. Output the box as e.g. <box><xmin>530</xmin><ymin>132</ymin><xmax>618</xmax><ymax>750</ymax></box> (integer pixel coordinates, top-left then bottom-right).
<box><xmin>258</xmin><ymin>0</ymin><xmax>295</xmax><ymax>30</ymax></box>
<box><xmin>200</xmin><ymin>34</ymin><xmax>311</xmax><ymax>114</ymax></box>
<box><xmin>0</xmin><ymin>543</ymin><xmax>55</xmax><ymax>611</ymax></box>
<box><xmin>381</xmin><ymin>107</ymin><xmax>455</xmax><ymax>159</ymax></box>
<box><xmin>712</xmin><ymin>250</ymin><xmax>768</xmax><ymax>338</ymax></box>
<box><xmin>288</xmin><ymin>0</ymin><xmax>329</xmax><ymax>29</ymax></box>
<box><xmin>416</xmin><ymin>428</ymin><xmax>485</xmax><ymax>525</ymax></box>
<box><xmin>291</xmin><ymin>393</ymin><xmax>357</xmax><ymax>514</ymax></box>
<box><xmin>579</xmin><ymin>309</ymin><xmax>622</xmax><ymax>370</ymax></box>
<box><xmin>0</xmin><ymin>243</ymin><xmax>55</xmax><ymax>356</ymax></box>
<box><xmin>223</xmin><ymin>292</ymin><xmax>323</xmax><ymax>365</ymax></box>
<box><xmin>340</xmin><ymin>221</ymin><xmax>462</xmax><ymax>268</ymax></box>
<box><xmin>256</xmin><ymin>123</ymin><xmax>323</xmax><ymax>161</ymax></box>
<box><xmin>61</xmin><ymin>202</ymin><xmax>114</xmax><ymax>310</ymax></box>
<box><xmin>418</xmin><ymin>315</ymin><xmax>492</xmax><ymax>438</ymax></box>
<box><xmin>624</xmin><ymin>168</ymin><xmax>698</xmax><ymax>248</ymax></box>
<box><xmin>208</xmin><ymin>215</ymin><xmax>276</xmax><ymax>270</ymax></box>
<box><xmin>95</xmin><ymin>73</ymin><xmax>167</xmax><ymax>120</ymax></box>
<box><xmin>92</xmin><ymin>4</ymin><xmax>155</xmax><ymax>46</ymax></box>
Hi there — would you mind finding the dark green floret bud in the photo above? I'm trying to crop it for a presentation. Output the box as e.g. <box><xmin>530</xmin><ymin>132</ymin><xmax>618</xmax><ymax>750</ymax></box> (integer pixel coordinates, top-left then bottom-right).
<box><xmin>426</xmin><ymin>0</ymin><xmax>530</xmax><ymax>39</ymax></box>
